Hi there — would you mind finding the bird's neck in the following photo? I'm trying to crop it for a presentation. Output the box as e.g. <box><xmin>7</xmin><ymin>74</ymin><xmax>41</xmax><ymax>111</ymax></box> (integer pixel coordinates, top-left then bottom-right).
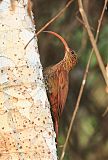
<box><xmin>63</xmin><ymin>50</ymin><xmax>74</xmax><ymax>71</ymax></box>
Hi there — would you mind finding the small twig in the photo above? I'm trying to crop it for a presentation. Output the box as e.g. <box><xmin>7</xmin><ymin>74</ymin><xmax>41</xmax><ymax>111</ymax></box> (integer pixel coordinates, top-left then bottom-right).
<box><xmin>78</xmin><ymin>0</ymin><xmax>89</xmax><ymax>54</ymax></box>
<box><xmin>78</xmin><ymin>0</ymin><xmax>108</xmax><ymax>87</ymax></box>
<box><xmin>24</xmin><ymin>0</ymin><xmax>74</xmax><ymax>49</ymax></box>
<box><xmin>102</xmin><ymin>64</ymin><xmax>108</xmax><ymax>116</ymax></box>
<box><xmin>76</xmin><ymin>12</ymin><xmax>94</xmax><ymax>32</ymax></box>
<box><xmin>60</xmin><ymin>0</ymin><xmax>108</xmax><ymax>159</ymax></box>
<box><xmin>102</xmin><ymin>106</ymin><xmax>108</xmax><ymax>117</ymax></box>
<box><xmin>36</xmin><ymin>0</ymin><xmax>74</xmax><ymax>36</ymax></box>
<box><xmin>76</xmin><ymin>14</ymin><xmax>85</xmax><ymax>25</ymax></box>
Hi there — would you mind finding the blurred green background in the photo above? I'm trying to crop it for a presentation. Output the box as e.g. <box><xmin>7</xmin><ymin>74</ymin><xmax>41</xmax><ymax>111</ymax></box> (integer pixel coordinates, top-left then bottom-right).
<box><xmin>32</xmin><ymin>0</ymin><xmax>108</xmax><ymax>159</ymax></box>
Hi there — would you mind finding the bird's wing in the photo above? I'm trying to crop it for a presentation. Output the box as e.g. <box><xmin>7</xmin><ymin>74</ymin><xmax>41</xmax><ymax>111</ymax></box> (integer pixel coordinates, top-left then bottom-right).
<box><xmin>57</xmin><ymin>70</ymin><xmax>69</xmax><ymax>121</ymax></box>
<box><xmin>43</xmin><ymin>67</ymin><xmax>69</xmax><ymax>138</ymax></box>
<box><xmin>44</xmin><ymin>69</ymin><xmax>68</xmax><ymax>120</ymax></box>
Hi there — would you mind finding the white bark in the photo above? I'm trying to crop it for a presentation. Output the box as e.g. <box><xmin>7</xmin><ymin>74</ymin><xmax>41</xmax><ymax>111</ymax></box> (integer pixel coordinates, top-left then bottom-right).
<box><xmin>0</xmin><ymin>0</ymin><xmax>57</xmax><ymax>159</ymax></box>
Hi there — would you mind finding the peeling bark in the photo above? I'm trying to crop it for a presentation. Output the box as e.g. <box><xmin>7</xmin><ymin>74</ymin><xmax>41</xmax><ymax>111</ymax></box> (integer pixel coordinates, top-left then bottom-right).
<box><xmin>0</xmin><ymin>0</ymin><xmax>57</xmax><ymax>159</ymax></box>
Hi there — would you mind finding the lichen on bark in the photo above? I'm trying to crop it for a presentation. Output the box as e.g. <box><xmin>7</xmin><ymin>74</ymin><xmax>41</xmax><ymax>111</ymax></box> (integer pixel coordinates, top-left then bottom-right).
<box><xmin>0</xmin><ymin>0</ymin><xmax>57</xmax><ymax>159</ymax></box>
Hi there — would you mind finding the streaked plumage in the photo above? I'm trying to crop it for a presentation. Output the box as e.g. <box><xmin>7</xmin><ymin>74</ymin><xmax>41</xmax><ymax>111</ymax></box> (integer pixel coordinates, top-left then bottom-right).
<box><xmin>43</xmin><ymin>31</ymin><xmax>77</xmax><ymax>142</ymax></box>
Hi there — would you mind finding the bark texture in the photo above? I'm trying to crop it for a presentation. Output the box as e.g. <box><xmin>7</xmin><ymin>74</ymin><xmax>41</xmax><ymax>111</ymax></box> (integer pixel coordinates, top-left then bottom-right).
<box><xmin>0</xmin><ymin>0</ymin><xmax>57</xmax><ymax>159</ymax></box>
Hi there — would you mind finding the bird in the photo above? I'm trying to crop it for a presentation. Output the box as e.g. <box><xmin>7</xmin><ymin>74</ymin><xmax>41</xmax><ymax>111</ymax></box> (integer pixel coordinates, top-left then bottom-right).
<box><xmin>43</xmin><ymin>31</ymin><xmax>77</xmax><ymax>143</ymax></box>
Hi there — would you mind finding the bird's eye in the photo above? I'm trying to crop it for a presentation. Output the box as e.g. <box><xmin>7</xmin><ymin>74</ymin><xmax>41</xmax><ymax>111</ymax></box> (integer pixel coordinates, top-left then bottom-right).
<box><xmin>70</xmin><ymin>50</ymin><xmax>75</xmax><ymax>54</ymax></box>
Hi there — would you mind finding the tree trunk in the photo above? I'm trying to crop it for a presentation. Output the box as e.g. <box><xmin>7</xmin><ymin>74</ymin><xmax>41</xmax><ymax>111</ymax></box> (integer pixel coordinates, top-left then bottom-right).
<box><xmin>0</xmin><ymin>0</ymin><xmax>57</xmax><ymax>159</ymax></box>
